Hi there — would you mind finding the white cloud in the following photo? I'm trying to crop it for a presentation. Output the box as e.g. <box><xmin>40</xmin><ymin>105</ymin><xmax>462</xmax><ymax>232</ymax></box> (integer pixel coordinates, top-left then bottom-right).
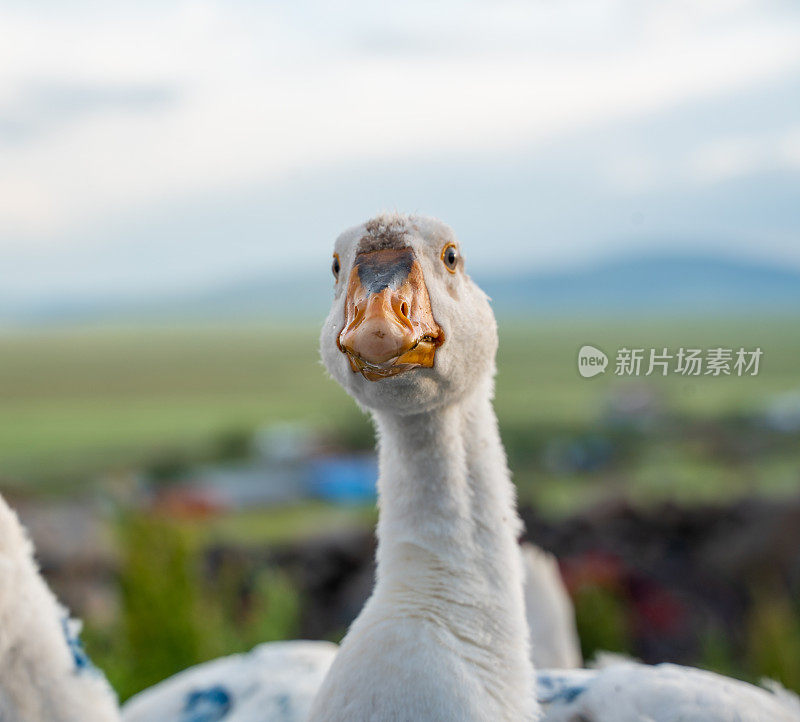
<box><xmin>688</xmin><ymin>127</ymin><xmax>800</xmax><ymax>184</ymax></box>
<box><xmin>1</xmin><ymin>0</ymin><xmax>799</xmax><ymax>243</ymax></box>
<box><xmin>778</xmin><ymin>127</ymin><xmax>800</xmax><ymax>166</ymax></box>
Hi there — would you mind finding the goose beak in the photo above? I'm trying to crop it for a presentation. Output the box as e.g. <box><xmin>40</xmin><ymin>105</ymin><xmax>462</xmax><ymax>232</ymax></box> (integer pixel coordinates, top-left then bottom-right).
<box><xmin>338</xmin><ymin>248</ymin><xmax>443</xmax><ymax>382</ymax></box>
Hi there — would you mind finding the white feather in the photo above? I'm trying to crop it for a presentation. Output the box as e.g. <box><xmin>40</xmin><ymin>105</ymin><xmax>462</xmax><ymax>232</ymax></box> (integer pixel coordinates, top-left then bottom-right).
<box><xmin>520</xmin><ymin>543</ymin><xmax>582</xmax><ymax>670</ymax></box>
<box><xmin>0</xmin><ymin>493</ymin><xmax>120</xmax><ymax>722</ymax></box>
<box><xmin>538</xmin><ymin>662</ymin><xmax>800</xmax><ymax>722</ymax></box>
<box><xmin>122</xmin><ymin>641</ymin><xmax>336</xmax><ymax>722</ymax></box>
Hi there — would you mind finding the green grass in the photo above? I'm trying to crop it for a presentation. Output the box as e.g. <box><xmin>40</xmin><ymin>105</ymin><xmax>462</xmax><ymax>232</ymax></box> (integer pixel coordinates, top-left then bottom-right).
<box><xmin>0</xmin><ymin>323</ymin><xmax>353</xmax><ymax>486</ymax></box>
<box><xmin>177</xmin><ymin>502</ymin><xmax>377</xmax><ymax>546</ymax></box>
<box><xmin>494</xmin><ymin>316</ymin><xmax>800</xmax><ymax>424</ymax></box>
<box><xmin>0</xmin><ymin>317</ymin><xmax>798</xmax><ymax>492</ymax></box>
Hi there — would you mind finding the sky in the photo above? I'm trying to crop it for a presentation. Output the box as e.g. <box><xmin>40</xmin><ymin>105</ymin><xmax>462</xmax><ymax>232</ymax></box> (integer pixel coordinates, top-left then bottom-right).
<box><xmin>2</xmin><ymin>0</ymin><xmax>800</xmax><ymax>307</ymax></box>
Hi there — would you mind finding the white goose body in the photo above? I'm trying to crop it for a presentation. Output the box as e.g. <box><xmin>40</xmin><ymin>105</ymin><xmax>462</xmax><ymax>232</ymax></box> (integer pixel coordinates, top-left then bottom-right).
<box><xmin>0</xmin><ymin>214</ymin><xmax>798</xmax><ymax>722</ymax></box>
<box><xmin>0</xmin><ymin>496</ymin><xmax>120</xmax><ymax>722</ymax></box>
<box><xmin>520</xmin><ymin>544</ymin><xmax>582</xmax><ymax>671</ymax></box>
<box><xmin>118</xmin><ymin>654</ymin><xmax>800</xmax><ymax>722</ymax></box>
<box><xmin>538</xmin><ymin>663</ymin><xmax>800</xmax><ymax>722</ymax></box>
<box><xmin>121</xmin><ymin>641</ymin><xmax>336</xmax><ymax>722</ymax></box>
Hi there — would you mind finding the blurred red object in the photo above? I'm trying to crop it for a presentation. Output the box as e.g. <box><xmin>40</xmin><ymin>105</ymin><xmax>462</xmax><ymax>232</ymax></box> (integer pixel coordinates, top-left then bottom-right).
<box><xmin>561</xmin><ymin>550</ymin><xmax>625</xmax><ymax>593</ymax></box>
<box><xmin>150</xmin><ymin>486</ymin><xmax>226</xmax><ymax>518</ymax></box>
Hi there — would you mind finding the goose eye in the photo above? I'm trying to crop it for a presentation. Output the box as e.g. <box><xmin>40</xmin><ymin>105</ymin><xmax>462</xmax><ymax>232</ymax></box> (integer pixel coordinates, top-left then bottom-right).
<box><xmin>441</xmin><ymin>244</ymin><xmax>458</xmax><ymax>273</ymax></box>
<box><xmin>332</xmin><ymin>253</ymin><xmax>341</xmax><ymax>281</ymax></box>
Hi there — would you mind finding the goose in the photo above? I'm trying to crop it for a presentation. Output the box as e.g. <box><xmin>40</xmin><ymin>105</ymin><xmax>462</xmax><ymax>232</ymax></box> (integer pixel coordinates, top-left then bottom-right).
<box><xmin>307</xmin><ymin>212</ymin><xmax>799</xmax><ymax>722</ymax></box>
<box><xmin>0</xmin><ymin>494</ymin><xmax>120</xmax><ymax>721</ymax></box>
<box><xmin>1</xmin><ymin>213</ymin><xmax>798</xmax><ymax>721</ymax></box>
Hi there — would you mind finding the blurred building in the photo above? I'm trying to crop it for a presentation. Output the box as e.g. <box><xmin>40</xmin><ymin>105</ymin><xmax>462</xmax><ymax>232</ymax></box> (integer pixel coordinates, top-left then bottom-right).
<box><xmin>149</xmin><ymin>423</ymin><xmax>377</xmax><ymax>515</ymax></box>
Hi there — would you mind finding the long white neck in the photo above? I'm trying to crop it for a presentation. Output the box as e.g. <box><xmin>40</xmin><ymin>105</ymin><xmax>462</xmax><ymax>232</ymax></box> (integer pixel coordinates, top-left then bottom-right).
<box><xmin>373</xmin><ymin>380</ymin><xmax>528</xmax><ymax>646</ymax></box>
<box><xmin>309</xmin><ymin>379</ymin><xmax>538</xmax><ymax>721</ymax></box>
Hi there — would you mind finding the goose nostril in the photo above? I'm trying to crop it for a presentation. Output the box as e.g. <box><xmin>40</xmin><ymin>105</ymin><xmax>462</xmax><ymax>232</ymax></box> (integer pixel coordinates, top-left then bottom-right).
<box><xmin>400</xmin><ymin>301</ymin><xmax>409</xmax><ymax>319</ymax></box>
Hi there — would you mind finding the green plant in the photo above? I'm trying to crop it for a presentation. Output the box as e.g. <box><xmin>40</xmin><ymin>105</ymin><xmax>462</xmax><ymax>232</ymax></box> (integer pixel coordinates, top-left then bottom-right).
<box><xmin>698</xmin><ymin>625</ymin><xmax>741</xmax><ymax>680</ymax></box>
<box><xmin>573</xmin><ymin>584</ymin><xmax>633</xmax><ymax>662</ymax></box>
<box><xmin>117</xmin><ymin>514</ymin><xmax>202</xmax><ymax>695</ymax></box>
<box><xmin>199</xmin><ymin>565</ymin><xmax>300</xmax><ymax>661</ymax></box>
<box><xmin>747</xmin><ymin>592</ymin><xmax>800</xmax><ymax>692</ymax></box>
<box><xmin>84</xmin><ymin>514</ymin><xmax>301</xmax><ymax>702</ymax></box>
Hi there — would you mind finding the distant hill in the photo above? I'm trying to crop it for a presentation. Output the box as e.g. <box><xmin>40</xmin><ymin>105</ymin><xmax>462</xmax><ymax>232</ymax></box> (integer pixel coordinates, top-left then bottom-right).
<box><xmin>3</xmin><ymin>253</ymin><xmax>800</xmax><ymax>325</ymax></box>
<box><xmin>481</xmin><ymin>254</ymin><xmax>800</xmax><ymax>317</ymax></box>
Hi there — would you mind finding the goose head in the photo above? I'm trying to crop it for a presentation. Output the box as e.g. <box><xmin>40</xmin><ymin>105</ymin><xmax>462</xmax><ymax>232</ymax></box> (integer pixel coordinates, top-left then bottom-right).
<box><xmin>320</xmin><ymin>213</ymin><xmax>497</xmax><ymax>415</ymax></box>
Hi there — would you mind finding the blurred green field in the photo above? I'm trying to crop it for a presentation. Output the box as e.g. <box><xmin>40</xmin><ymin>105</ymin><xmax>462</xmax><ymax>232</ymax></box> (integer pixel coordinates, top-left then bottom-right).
<box><xmin>3</xmin><ymin>319</ymin><xmax>799</xmax><ymax>699</ymax></box>
<box><xmin>1</xmin><ymin>318</ymin><xmax>799</xmax><ymax>505</ymax></box>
